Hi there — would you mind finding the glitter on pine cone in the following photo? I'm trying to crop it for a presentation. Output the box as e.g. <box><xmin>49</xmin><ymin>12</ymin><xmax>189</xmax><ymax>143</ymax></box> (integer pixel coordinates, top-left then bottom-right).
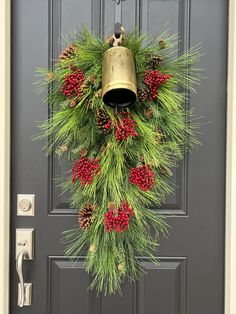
<box><xmin>78</xmin><ymin>204</ymin><xmax>95</xmax><ymax>230</ymax></box>
<box><xmin>104</xmin><ymin>202</ymin><xmax>135</xmax><ymax>233</ymax></box>
<box><xmin>72</xmin><ymin>157</ymin><xmax>100</xmax><ymax>186</ymax></box>
<box><xmin>115</xmin><ymin>112</ymin><xmax>138</xmax><ymax>142</ymax></box>
<box><xmin>129</xmin><ymin>164</ymin><xmax>156</xmax><ymax>191</ymax></box>
<box><xmin>61</xmin><ymin>69</ymin><xmax>85</xmax><ymax>99</ymax></box>
<box><xmin>144</xmin><ymin>69</ymin><xmax>172</xmax><ymax>100</ymax></box>
<box><xmin>96</xmin><ymin>110</ymin><xmax>113</xmax><ymax>134</ymax></box>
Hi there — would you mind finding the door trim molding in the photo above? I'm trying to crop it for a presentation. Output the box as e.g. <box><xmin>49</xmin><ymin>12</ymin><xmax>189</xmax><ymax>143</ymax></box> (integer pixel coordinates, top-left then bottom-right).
<box><xmin>0</xmin><ymin>0</ymin><xmax>10</xmax><ymax>313</ymax></box>
<box><xmin>0</xmin><ymin>0</ymin><xmax>235</xmax><ymax>313</ymax></box>
<box><xmin>225</xmin><ymin>0</ymin><xmax>236</xmax><ymax>313</ymax></box>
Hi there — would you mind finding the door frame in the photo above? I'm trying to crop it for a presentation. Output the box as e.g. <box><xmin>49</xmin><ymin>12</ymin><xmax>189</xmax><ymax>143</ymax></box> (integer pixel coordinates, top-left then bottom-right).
<box><xmin>0</xmin><ymin>0</ymin><xmax>10</xmax><ymax>313</ymax></box>
<box><xmin>0</xmin><ymin>0</ymin><xmax>235</xmax><ymax>313</ymax></box>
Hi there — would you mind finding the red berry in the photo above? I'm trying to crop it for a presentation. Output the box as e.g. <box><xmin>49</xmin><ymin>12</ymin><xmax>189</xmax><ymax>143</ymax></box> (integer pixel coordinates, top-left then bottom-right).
<box><xmin>72</xmin><ymin>157</ymin><xmax>100</xmax><ymax>186</ymax></box>
<box><xmin>61</xmin><ymin>68</ymin><xmax>85</xmax><ymax>99</ymax></box>
<box><xmin>104</xmin><ymin>202</ymin><xmax>135</xmax><ymax>233</ymax></box>
<box><xmin>115</xmin><ymin>112</ymin><xmax>138</xmax><ymax>142</ymax></box>
<box><xmin>129</xmin><ymin>164</ymin><xmax>156</xmax><ymax>191</ymax></box>
<box><xmin>144</xmin><ymin>69</ymin><xmax>172</xmax><ymax>100</ymax></box>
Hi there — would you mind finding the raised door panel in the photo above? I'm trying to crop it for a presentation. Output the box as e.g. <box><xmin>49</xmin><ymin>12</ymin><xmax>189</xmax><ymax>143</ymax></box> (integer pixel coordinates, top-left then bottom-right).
<box><xmin>48</xmin><ymin>257</ymin><xmax>186</xmax><ymax>314</ymax></box>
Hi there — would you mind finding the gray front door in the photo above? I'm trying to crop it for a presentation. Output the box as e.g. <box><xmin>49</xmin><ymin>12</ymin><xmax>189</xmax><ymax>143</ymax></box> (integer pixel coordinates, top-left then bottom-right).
<box><xmin>10</xmin><ymin>0</ymin><xmax>227</xmax><ymax>313</ymax></box>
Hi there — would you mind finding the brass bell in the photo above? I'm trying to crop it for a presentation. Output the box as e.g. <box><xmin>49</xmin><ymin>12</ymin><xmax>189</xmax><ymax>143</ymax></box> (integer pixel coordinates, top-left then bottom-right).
<box><xmin>102</xmin><ymin>46</ymin><xmax>137</xmax><ymax>108</ymax></box>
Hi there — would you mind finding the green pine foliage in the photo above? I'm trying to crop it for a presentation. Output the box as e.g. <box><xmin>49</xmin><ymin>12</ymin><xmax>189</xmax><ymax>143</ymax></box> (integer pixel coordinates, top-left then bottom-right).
<box><xmin>36</xmin><ymin>28</ymin><xmax>202</xmax><ymax>294</ymax></box>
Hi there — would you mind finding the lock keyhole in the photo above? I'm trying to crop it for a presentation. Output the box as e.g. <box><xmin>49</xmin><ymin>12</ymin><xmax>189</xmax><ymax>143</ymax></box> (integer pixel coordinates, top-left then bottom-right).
<box><xmin>18</xmin><ymin>199</ymin><xmax>32</xmax><ymax>212</ymax></box>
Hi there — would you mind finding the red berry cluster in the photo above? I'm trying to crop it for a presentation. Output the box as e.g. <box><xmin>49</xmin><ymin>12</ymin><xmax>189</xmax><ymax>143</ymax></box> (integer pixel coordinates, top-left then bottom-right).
<box><xmin>104</xmin><ymin>202</ymin><xmax>135</xmax><ymax>233</ymax></box>
<box><xmin>72</xmin><ymin>157</ymin><xmax>100</xmax><ymax>186</ymax></box>
<box><xmin>115</xmin><ymin>112</ymin><xmax>138</xmax><ymax>142</ymax></box>
<box><xmin>144</xmin><ymin>69</ymin><xmax>172</xmax><ymax>100</ymax></box>
<box><xmin>129</xmin><ymin>164</ymin><xmax>156</xmax><ymax>191</ymax></box>
<box><xmin>61</xmin><ymin>69</ymin><xmax>85</xmax><ymax>99</ymax></box>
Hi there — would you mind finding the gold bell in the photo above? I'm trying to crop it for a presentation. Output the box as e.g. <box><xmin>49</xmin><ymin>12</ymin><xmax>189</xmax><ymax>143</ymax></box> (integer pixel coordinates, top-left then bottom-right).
<box><xmin>102</xmin><ymin>46</ymin><xmax>137</xmax><ymax>108</ymax></box>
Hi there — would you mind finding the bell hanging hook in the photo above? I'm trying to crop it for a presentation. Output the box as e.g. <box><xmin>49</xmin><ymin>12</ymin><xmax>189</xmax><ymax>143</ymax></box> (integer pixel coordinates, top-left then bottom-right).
<box><xmin>113</xmin><ymin>0</ymin><xmax>125</xmax><ymax>37</ymax></box>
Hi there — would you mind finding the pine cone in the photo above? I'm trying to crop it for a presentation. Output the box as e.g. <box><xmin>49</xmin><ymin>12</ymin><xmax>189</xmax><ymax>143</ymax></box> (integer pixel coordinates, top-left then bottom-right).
<box><xmin>96</xmin><ymin>110</ymin><xmax>112</xmax><ymax>134</ymax></box>
<box><xmin>78</xmin><ymin>204</ymin><xmax>95</xmax><ymax>230</ymax></box>
<box><xmin>137</xmin><ymin>89</ymin><xmax>148</xmax><ymax>102</ymax></box>
<box><xmin>156</xmin><ymin>128</ymin><xmax>165</xmax><ymax>143</ymax></box>
<box><xmin>159</xmin><ymin>165</ymin><xmax>170</xmax><ymax>175</ymax></box>
<box><xmin>96</xmin><ymin>89</ymin><xmax>102</xmax><ymax>98</ymax></box>
<box><xmin>68</xmin><ymin>99</ymin><xmax>78</xmax><ymax>108</ymax></box>
<box><xmin>144</xmin><ymin>106</ymin><xmax>153</xmax><ymax>119</ymax></box>
<box><xmin>47</xmin><ymin>72</ymin><xmax>54</xmax><ymax>81</ymax></box>
<box><xmin>79</xmin><ymin>146</ymin><xmax>87</xmax><ymax>157</ymax></box>
<box><xmin>108</xmin><ymin>202</ymin><xmax>119</xmax><ymax>215</ymax></box>
<box><xmin>117</xmin><ymin>263</ymin><xmax>125</xmax><ymax>272</ymax></box>
<box><xmin>88</xmin><ymin>75</ymin><xmax>95</xmax><ymax>83</ymax></box>
<box><xmin>159</xmin><ymin>39</ymin><xmax>166</xmax><ymax>49</ymax></box>
<box><xmin>108</xmin><ymin>202</ymin><xmax>116</xmax><ymax>211</ymax></box>
<box><xmin>148</xmin><ymin>54</ymin><xmax>164</xmax><ymax>69</ymax></box>
<box><xmin>80</xmin><ymin>83</ymin><xmax>88</xmax><ymax>93</ymax></box>
<box><xmin>58</xmin><ymin>44</ymin><xmax>76</xmax><ymax>61</ymax></box>
<box><xmin>60</xmin><ymin>144</ymin><xmax>68</xmax><ymax>152</ymax></box>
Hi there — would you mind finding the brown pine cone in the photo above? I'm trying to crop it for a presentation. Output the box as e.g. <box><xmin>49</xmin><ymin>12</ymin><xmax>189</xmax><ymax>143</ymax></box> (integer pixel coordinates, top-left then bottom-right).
<box><xmin>138</xmin><ymin>89</ymin><xmax>148</xmax><ymax>102</ymax></box>
<box><xmin>58</xmin><ymin>44</ymin><xmax>77</xmax><ymax>61</ymax></box>
<box><xmin>47</xmin><ymin>72</ymin><xmax>54</xmax><ymax>81</ymax></box>
<box><xmin>159</xmin><ymin>39</ymin><xmax>166</xmax><ymax>49</ymax></box>
<box><xmin>88</xmin><ymin>75</ymin><xmax>95</xmax><ymax>83</ymax></box>
<box><xmin>78</xmin><ymin>204</ymin><xmax>95</xmax><ymax>230</ymax></box>
<box><xmin>60</xmin><ymin>144</ymin><xmax>68</xmax><ymax>152</ymax></box>
<box><xmin>96</xmin><ymin>89</ymin><xmax>102</xmax><ymax>98</ymax></box>
<box><xmin>144</xmin><ymin>106</ymin><xmax>153</xmax><ymax>119</ymax></box>
<box><xmin>68</xmin><ymin>99</ymin><xmax>78</xmax><ymax>108</ymax></box>
<box><xmin>156</xmin><ymin>128</ymin><xmax>165</xmax><ymax>143</ymax></box>
<box><xmin>108</xmin><ymin>202</ymin><xmax>119</xmax><ymax>215</ymax></box>
<box><xmin>80</xmin><ymin>83</ymin><xmax>88</xmax><ymax>93</ymax></box>
<box><xmin>117</xmin><ymin>263</ymin><xmax>125</xmax><ymax>272</ymax></box>
<box><xmin>148</xmin><ymin>54</ymin><xmax>164</xmax><ymax>69</ymax></box>
<box><xmin>96</xmin><ymin>110</ymin><xmax>112</xmax><ymax>134</ymax></box>
<box><xmin>108</xmin><ymin>202</ymin><xmax>116</xmax><ymax>211</ymax></box>
<box><xmin>79</xmin><ymin>146</ymin><xmax>87</xmax><ymax>157</ymax></box>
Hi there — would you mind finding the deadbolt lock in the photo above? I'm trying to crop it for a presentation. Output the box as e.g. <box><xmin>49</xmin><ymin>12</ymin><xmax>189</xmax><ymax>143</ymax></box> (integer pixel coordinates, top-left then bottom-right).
<box><xmin>19</xmin><ymin>199</ymin><xmax>32</xmax><ymax>212</ymax></box>
<box><xmin>17</xmin><ymin>194</ymin><xmax>35</xmax><ymax>216</ymax></box>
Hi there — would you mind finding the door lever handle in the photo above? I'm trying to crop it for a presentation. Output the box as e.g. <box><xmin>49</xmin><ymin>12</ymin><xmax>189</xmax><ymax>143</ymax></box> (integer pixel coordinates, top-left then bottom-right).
<box><xmin>15</xmin><ymin>229</ymin><xmax>34</xmax><ymax>307</ymax></box>
<box><xmin>16</xmin><ymin>250</ymin><xmax>27</xmax><ymax>307</ymax></box>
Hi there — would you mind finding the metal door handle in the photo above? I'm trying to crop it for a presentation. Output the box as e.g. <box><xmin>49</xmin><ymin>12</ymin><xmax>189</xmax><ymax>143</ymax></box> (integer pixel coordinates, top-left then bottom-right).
<box><xmin>16</xmin><ymin>250</ymin><xmax>27</xmax><ymax>307</ymax></box>
<box><xmin>15</xmin><ymin>229</ymin><xmax>34</xmax><ymax>307</ymax></box>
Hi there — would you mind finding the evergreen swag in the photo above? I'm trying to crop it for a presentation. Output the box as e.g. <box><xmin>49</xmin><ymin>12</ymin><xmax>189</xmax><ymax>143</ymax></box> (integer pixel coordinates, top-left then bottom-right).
<box><xmin>36</xmin><ymin>28</ymin><xmax>202</xmax><ymax>294</ymax></box>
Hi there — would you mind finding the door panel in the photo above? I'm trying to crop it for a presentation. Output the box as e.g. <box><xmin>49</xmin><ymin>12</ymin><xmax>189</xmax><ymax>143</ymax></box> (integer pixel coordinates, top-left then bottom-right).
<box><xmin>11</xmin><ymin>0</ymin><xmax>227</xmax><ymax>313</ymax></box>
